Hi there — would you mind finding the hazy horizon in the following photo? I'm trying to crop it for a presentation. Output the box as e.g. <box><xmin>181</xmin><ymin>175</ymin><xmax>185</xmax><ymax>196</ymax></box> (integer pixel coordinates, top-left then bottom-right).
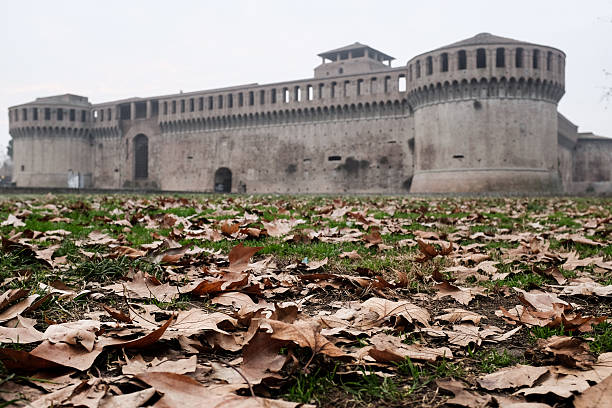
<box><xmin>1</xmin><ymin>0</ymin><xmax>611</xmax><ymax>159</ymax></box>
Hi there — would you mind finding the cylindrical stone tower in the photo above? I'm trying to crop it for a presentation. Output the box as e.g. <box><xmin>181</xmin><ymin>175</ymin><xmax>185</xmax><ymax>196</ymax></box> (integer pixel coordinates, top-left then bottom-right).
<box><xmin>8</xmin><ymin>94</ymin><xmax>93</xmax><ymax>188</ymax></box>
<box><xmin>406</xmin><ymin>33</ymin><xmax>565</xmax><ymax>192</ymax></box>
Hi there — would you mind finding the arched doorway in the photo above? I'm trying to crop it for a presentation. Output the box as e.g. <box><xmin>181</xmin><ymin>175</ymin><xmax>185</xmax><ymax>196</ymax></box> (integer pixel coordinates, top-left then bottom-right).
<box><xmin>134</xmin><ymin>134</ymin><xmax>148</xmax><ymax>179</ymax></box>
<box><xmin>214</xmin><ymin>167</ymin><xmax>232</xmax><ymax>192</ymax></box>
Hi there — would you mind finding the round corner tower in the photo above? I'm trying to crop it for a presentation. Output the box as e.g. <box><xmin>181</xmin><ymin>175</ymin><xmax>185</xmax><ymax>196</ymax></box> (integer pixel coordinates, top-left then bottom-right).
<box><xmin>8</xmin><ymin>94</ymin><xmax>93</xmax><ymax>188</ymax></box>
<box><xmin>406</xmin><ymin>33</ymin><xmax>565</xmax><ymax>192</ymax></box>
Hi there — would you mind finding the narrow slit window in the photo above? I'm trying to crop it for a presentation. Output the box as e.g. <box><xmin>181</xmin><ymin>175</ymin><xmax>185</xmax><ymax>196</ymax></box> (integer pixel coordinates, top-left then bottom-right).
<box><xmin>198</xmin><ymin>97</ymin><xmax>204</xmax><ymax>111</ymax></box>
<box><xmin>249</xmin><ymin>91</ymin><xmax>254</xmax><ymax>106</ymax></box>
<box><xmin>271</xmin><ymin>89</ymin><xmax>277</xmax><ymax>104</ymax></box>
<box><xmin>45</xmin><ymin>108</ymin><xmax>51</xmax><ymax>120</ymax></box>
<box><xmin>260</xmin><ymin>90</ymin><xmax>265</xmax><ymax>105</ymax></box>
<box><xmin>415</xmin><ymin>60</ymin><xmax>421</xmax><ymax>78</ymax></box>
<box><xmin>163</xmin><ymin>102</ymin><xmax>168</xmax><ymax>114</ymax></box>
<box><xmin>356</xmin><ymin>79</ymin><xmax>363</xmax><ymax>96</ymax></box>
<box><xmin>33</xmin><ymin>108</ymin><xmax>38</xmax><ymax>121</ymax></box>
<box><xmin>81</xmin><ymin>110</ymin><xmax>86</xmax><ymax>121</ymax></box>
<box><xmin>409</xmin><ymin>65</ymin><xmax>413</xmax><ymax>81</ymax></box>
<box><xmin>22</xmin><ymin>108</ymin><xmax>28</xmax><ymax>121</ymax></box>
<box><xmin>328</xmin><ymin>155</ymin><xmax>342</xmax><ymax>161</ymax></box>
<box><xmin>426</xmin><ymin>56</ymin><xmax>433</xmax><ymax>75</ymax></box>
<box><xmin>238</xmin><ymin>93</ymin><xmax>244</xmax><ymax>107</ymax></box>
<box><xmin>318</xmin><ymin>83</ymin><xmax>324</xmax><ymax>99</ymax></box>
<box><xmin>208</xmin><ymin>96</ymin><xmax>213</xmax><ymax>110</ymax></box>
<box><xmin>181</xmin><ymin>100</ymin><xmax>185</xmax><ymax>113</ymax></box>
<box><xmin>57</xmin><ymin>109</ymin><xmax>63</xmax><ymax>121</ymax></box>
<box><xmin>218</xmin><ymin>95</ymin><xmax>223</xmax><ymax>109</ymax></box>
<box><xmin>228</xmin><ymin>94</ymin><xmax>233</xmax><ymax>108</ymax></box>
<box><xmin>69</xmin><ymin>109</ymin><xmax>75</xmax><ymax>121</ymax></box>
<box><xmin>190</xmin><ymin>98</ymin><xmax>194</xmax><ymax>112</ymax></box>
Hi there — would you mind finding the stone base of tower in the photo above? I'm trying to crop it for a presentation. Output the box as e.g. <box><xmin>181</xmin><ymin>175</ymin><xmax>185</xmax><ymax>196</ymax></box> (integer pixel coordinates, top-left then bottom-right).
<box><xmin>410</xmin><ymin>168</ymin><xmax>561</xmax><ymax>193</ymax></box>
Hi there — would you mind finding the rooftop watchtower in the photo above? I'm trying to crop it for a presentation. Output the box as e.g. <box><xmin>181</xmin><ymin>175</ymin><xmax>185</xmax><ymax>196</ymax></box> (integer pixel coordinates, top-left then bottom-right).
<box><xmin>314</xmin><ymin>42</ymin><xmax>394</xmax><ymax>78</ymax></box>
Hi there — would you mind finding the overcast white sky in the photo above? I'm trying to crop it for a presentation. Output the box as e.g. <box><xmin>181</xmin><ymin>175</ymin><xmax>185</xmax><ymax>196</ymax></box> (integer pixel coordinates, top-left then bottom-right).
<box><xmin>1</xmin><ymin>0</ymin><xmax>611</xmax><ymax>156</ymax></box>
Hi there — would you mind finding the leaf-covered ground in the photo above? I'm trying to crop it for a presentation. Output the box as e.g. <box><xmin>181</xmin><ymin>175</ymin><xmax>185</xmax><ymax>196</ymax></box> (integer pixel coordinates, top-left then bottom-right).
<box><xmin>0</xmin><ymin>194</ymin><xmax>610</xmax><ymax>407</ymax></box>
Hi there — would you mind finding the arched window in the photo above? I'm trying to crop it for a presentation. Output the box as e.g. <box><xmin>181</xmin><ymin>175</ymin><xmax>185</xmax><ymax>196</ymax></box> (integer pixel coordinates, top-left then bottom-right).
<box><xmin>458</xmin><ymin>50</ymin><xmax>467</xmax><ymax>70</ymax></box>
<box><xmin>134</xmin><ymin>134</ymin><xmax>148</xmax><ymax>179</ymax></box>
<box><xmin>214</xmin><ymin>168</ymin><xmax>232</xmax><ymax>193</ymax></box>
<box><xmin>476</xmin><ymin>48</ymin><xmax>486</xmax><ymax>68</ymax></box>
<box><xmin>496</xmin><ymin>48</ymin><xmax>505</xmax><ymax>67</ymax></box>
<box><xmin>515</xmin><ymin>48</ymin><xmax>524</xmax><ymax>68</ymax></box>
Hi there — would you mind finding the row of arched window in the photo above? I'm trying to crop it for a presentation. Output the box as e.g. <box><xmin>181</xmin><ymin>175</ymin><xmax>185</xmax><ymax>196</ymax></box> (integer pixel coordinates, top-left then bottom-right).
<box><xmin>408</xmin><ymin>47</ymin><xmax>563</xmax><ymax>81</ymax></box>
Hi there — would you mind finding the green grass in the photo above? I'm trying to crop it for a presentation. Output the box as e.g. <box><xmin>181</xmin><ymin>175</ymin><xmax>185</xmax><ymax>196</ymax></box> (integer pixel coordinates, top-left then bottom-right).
<box><xmin>477</xmin><ymin>349</ymin><xmax>517</xmax><ymax>373</ymax></box>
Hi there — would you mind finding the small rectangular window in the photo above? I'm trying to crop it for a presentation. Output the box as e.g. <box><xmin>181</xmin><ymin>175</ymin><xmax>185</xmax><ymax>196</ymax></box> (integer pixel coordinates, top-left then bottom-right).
<box><xmin>415</xmin><ymin>61</ymin><xmax>421</xmax><ymax>78</ymax></box>
<box><xmin>343</xmin><ymin>81</ymin><xmax>349</xmax><ymax>97</ymax></box>
<box><xmin>33</xmin><ymin>108</ymin><xmax>38</xmax><ymax>121</ymax></box>
<box><xmin>238</xmin><ymin>93</ymin><xmax>244</xmax><ymax>107</ymax></box>
<box><xmin>496</xmin><ymin>48</ymin><xmax>505</xmax><ymax>68</ymax></box>
<box><xmin>57</xmin><ymin>109</ymin><xmax>63</xmax><ymax>121</ymax></box>
<box><xmin>476</xmin><ymin>48</ymin><xmax>486</xmax><ymax>68</ymax></box>
<box><xmin>13</xmin><ymin>110</ymin><xmax>18</xmax><ymax>121</ymax></box>
<box><xmin>384</xmin><ymin>76</ymin><xmax>390</xmax><ymax>93</ymax></box>
<box><xmin>198</xmin><ymin>97</ymin><xmax>204</xmax><ymax>111</ymax></box>
<box><xmin>249</xmin><ymin>91</ymin><xmax>254</xmax><ymax>106</ymax></box>
<box><xmin>228</xmin><ymin>94</ymin><xmax>233</xmax><ymax>108</ymax></box>
<box><xmin>218</xmin><ymin>95</ymin><xmax>223</xmax><ymax>109</ymax></box>
<box><xmin>458</xmin><ymin>50</ymin><xmax>467</xmax><ymax>70</ymax></box>
<box><xmin>294</xmin><ymin>86</ymin><xmax>301</xmax><ymax>102</ymax></box>
<box><xmin>441</xmin><ymin>53</ymin><xmax>449</xmax><ymax>72</ymax></box>
<box><xmin>172</xmin><ymin>100</ymin><xmax>177</xmax><ymax>114</ymax></box>
<box><xmin>318</xmin><ymin>83</ymin><xmax>324</xmax><ymax>98</ymax></box>
<box><xmin>283</xmin><ymin>87</ymin><xmax>289</xmax><ymax>103</ymax></box>
<box><xmin>69</xmin><ymin>109</ymin><xmax>75</xmax><ymax>121</ymax></box>
<box><xmin>546</xmin><ymin>51</ymin><xmax>552</xmax><ymax>71</ymax></box>
<box><xmin>163</xmin><ymin>102</ymin><xmax>168</xmax><ymax>114</ymax></box>
<box><xmin>45</xmin><ymin>108</ymin><xmax>51</xmax><ymax>120</ymax></box>
<box><xmin>271</xmin><ymin>89</ymin><xmax>277</xmax><ymax>104</ymax></box>
<box><xmin>532</xmin><ymin>49</ymin><xmax>540</xmax><ymax>69</ymax></box>
<box><xmin>181</xmin><ymin>100</ymin><xmax>185</xmax><ymax>113</ymax></box>
<box><xmin>398</xmin><ymin>75</ymin><xmax>406</xmax><ymax>92</ymax></box>
<box><xmin>189</xmin><ymin>98</ymin><xmax>194</xmax><ymax>112</ymax></box>
<box><xmin>208</xmin><ymin>96</ymin><xmax>213</xmax><ymax>110</ymax></box>
<box><xmin>331</xmin><ymin>82</ymin><xmax>337</xmax><ymax>98</ymax></box>
<box><xmin>515</xmin><ymin>48</ymin><xmax>524</xmax><ymax>68</ymax></box>
<box><xmin>81</xmin><ymin>110</ymin><xmax>86</xmax><ymax>121</ymax></box>
<box><xmin>307</xmin><ymin>85</ymin><xmax>313</xmax><ymax>100</ymax></box>
<box><xmin>100</xmin><ymin>109</ymin><xmax>104</xmax><ymax>121</ymax></box>
<box><xmin>356</xmin><ymin>80</ymin><xmax>363</xmax><ymax>96</ymax></box>
<box><xmin>22</xmin><ymin>108</ymin><xmax>27</xmax><ymax>121</ymax></box>
<box><xmin>426</xmin><ymin>56</ymin><xmax>433</xmax><ymax>75</ymax></box>
<box><xmin>260</xmin><ymin>90</ymin><xmax>265</xmax><ymax>105</ymax></box>
<box><xmin>107</xmin><ymin>108</ymin><xmax>112</xmax><ymax>121</ymax></box>
<box><xmin>370</xmin><ymin>78</ymin><xmax>377</xmax><ymax>94</ymax></box>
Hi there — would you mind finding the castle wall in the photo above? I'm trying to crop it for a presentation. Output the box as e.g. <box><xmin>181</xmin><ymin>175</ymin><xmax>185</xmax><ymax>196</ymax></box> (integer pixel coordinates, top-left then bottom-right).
<box><xmin>12</xmin><ymin>130</ymin><xmax>92</xmax><ymax>188</ymax></box>
<box><xmin>411</xmin><ymin>99</ymin><xmax>559</xmax><ymax>192</ymax></box>
<box><xmin>556</xmin><ymin>113</ymin><xmax>578</xmax><ymax>191</ymax></box>
<box><xmin>571</xmin><ymin>137</ymin><xmax>612</xmax><ymax>193</ymax></box>
<box><xmin>149</xmin><ymin>114</ymin><xmax>413</xmax><ymax>193</ymax></box>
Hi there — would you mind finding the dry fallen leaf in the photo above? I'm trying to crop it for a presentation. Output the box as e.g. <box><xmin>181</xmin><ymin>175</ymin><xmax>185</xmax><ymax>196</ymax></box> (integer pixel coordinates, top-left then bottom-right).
<box><xmin>573</xmin><ymin>373</ymin><xmax>612</xmax><ymax>408</ymax></box>
<box><xmin>478</xmin><ymin>365</ymin><xmax>549</xmax><ymax>390</ymax></box>
<box><xmin>366</xmin><ymin>333</ymin><xmax>453</xmax><ymax>363</ymax></box>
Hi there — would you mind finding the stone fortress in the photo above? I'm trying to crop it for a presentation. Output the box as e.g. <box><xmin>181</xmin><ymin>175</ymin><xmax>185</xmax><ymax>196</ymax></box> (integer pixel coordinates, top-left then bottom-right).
<box><xmin>8</xmin><ymin>33</ymin><xmax>612</xmax><ymax>194</ymax></box>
